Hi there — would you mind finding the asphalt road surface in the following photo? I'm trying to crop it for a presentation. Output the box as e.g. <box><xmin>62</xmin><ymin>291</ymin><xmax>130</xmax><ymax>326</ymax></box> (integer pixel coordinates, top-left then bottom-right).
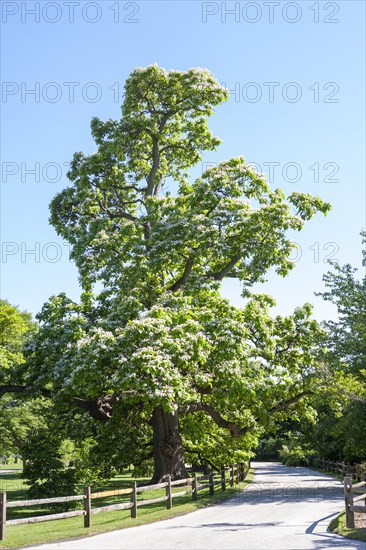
<box><xmin>26</xmin><ymin>462</ymin><xmax>365</xmax><ymax>550</ymax></box>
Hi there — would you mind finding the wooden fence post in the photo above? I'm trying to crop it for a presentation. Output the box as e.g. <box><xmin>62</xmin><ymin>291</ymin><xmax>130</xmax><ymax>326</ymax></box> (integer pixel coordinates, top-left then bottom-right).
<box><xmin>0</xmin><ymin>492</ymin><xmax>6</xmax><ymax>541</ymax></box>
<box><xmin>221</xmin><ymin>467</ymin><xmax>226</xmax><ymax>492</ymax></box>
<box><xmin>362</xmin><ymin>473</ymin><xmax>366</xmax><ymax>507</ymax></box>
<box><xmin>209</xmin><ymin>472</ymin><xmax>214</xmax><ymax>496</ymax></box>
<box><xmin>192</xmin><ymin>473</ymin><xmax>198</xmax><ymax>501</ymax></box>
<box><xmin>235</xmin><ymin>464</ymin><xmax>240</xmax><ymax>485</ymax></box>
<box><xmin>230</xmin><ymin>466</ymin><xmax>234</xmax><ymax>487</ymax></box>
<box><xmin>355</xmin><ymin>464</ymin><xmax>361</xmax><ymax>481</ymax></box>
<box><xmin>166</xmin><ymin>475</ymin><xmax>172</xmax><ymax>510</ymax></box>
<box><xmin>344</xmin><ymin>476</ymin><xmax>355</xmax><ymax>528</ymax></box>
<box><xmin>84</xmin><ymin>486</ymin><xmax>91</xmax><ymax>528</ymax></box>
<box><xmin>131</xmin><ymin>481</ymin><xmax>137</xmax><ymax>518</ymax></box>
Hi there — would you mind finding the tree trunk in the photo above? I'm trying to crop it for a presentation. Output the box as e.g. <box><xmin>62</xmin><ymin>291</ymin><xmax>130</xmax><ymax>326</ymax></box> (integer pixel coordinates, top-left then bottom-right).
<box><xmin>151</xmin><ymin>406</ymin><xmax>188</xmax><ymax>483</ymax></box>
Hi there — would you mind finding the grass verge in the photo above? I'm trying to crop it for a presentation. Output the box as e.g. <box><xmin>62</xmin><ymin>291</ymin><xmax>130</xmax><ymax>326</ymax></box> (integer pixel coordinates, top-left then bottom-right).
<box><xmin>328</xmin><ymin>512</ymin><xmax>366</xmax><ymax>542</ymax></box>
<box><xmin>0</xmin><ymin>470</ymin><xmax>254</xmax><ymax>548</ymax></box>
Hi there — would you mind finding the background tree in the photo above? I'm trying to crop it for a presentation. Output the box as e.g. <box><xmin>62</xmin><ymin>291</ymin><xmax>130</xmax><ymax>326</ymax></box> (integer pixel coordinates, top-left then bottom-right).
<box><xmin>3</xmin><ymin>66</ymin><xmax>331</xmax><ymax>481</ymax></box>
<box><xmin>314</xmin><ymin>233</ymin><xmax>366</xmax><ymax>461</ymax></box>
<box><xmin>0</xmin><ymin>300</ymin><xmax>34</xmax><ymax>383</ymax></box>
<box><xmin>0</xmin><ymin>300</ymin><xmax>46</xmax><ymax>464</ymax></box>
<box><xmin>257</xmin><ymin>235</ymin><xmax>366</xmax><ymax>464</ymax></box>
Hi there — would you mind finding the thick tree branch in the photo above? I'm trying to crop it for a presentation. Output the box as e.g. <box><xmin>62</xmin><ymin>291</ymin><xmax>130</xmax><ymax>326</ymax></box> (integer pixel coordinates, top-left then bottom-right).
<box><xmin>73</xmin><ymin>395</ymin><xmax>120</xmax><ymax>421</ymax></box>
<box><xmin>145</xmin><ymin>113</ymin><xmax>170</xmax><ymax>198</ymax></box>
<box><xmin>184</xmin><ymin>448</ymin><xmax>219</xmax><ymax>472</ymax></box>
<box><xmin>180</xmin><ymin>390</ymin><xmax>313</xmax><ymax>439</ymax></box>
<box><xmin>94</xmin><ymin>198</ymin><xmax>137</xmax><ymax>222</ymax></box>
<box><xmin>132</xmin><ymin>451</ymin><xmax>154</xmax><ymax>468</ymax></box>
<box><xmin>210</xmin><ymin>251</ymin><xmax>244</xmax><ymax>281</ymax></box>
<box><xmin>0</xmin><ymin>385</ymin><xmax>51</xmax><ymax>399</ymax></box>
<box><xmin>146</xmin><ymin>136</ymin><xmax>161</xmax><ymax>197</ymax></box>
<box><xmin>268</xmin><ymin>391</ymin><xmax>313</xmax><ymax>414</ymax></box>
<box><xmin>179</xmin><ymin>402</ymin><xmax>252</xmax><ymax>438</ymax></box>
<box><xmin>169</xmin><ymin>257</ymin><xmax>195</xmax><ymax>292</ymax></box>
<box><xmin>194</xmin><ymin>384</ymin><xmax>213</xmax><ymax>395</ymax></box>
<box><xmin>0</xmin><ymin>385</ymin><xmax>122</xmax><ymax>422</ymax></box>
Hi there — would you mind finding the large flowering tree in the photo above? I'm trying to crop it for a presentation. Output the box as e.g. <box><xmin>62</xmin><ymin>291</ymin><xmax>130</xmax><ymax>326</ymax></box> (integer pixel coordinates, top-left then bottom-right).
<box><xmin>5</xmin><ymin>66</ymin><xmax>331</xmax><ymax>481</ymax></box>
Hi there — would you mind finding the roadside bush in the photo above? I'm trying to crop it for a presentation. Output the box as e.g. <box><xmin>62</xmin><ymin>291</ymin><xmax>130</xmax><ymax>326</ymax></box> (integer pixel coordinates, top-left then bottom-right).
<box><xmin>23</xmin><ymin>429</ymin><xmax>81</xmax><ymax>511</ymax></box>
<box><xmin>279</xmin><ymin>442</ymin><xmax>316</xmax><ymax>467</ymax></box>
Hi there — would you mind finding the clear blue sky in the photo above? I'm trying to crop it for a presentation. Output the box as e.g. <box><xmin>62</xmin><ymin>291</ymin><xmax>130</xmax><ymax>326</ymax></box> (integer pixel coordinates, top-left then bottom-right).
<box><xmin>1</xmin><ymin>0</ymin><xmax>365</xmax><ymax>321</ymax></box>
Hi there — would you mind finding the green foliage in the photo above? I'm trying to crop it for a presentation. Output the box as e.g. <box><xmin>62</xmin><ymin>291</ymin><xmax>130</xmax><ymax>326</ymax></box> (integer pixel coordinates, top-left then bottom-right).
<box><xmin>256</xmin><ymin>436</ymin><xmax>284</xmax><ymax>461</ymax></box>
<box><xmin>258</xmin><ymin>240</ymin><xmax>366</xmax><ymax>465</ymax></box>
<box><xmin>0</xmin><ymin>396</ymin><xmax>49</xmax><ymax>461</ymax></box>
<box><xmin>0</xmin><ymin>302</ymin><xmax>47</xmax><ymax>462</ymax></box>
<box><xmin>22</xmin><ymin>429</ymin><xmax>79</xmax><ymax>509</ymax></box>
<box><xmin>278</xmin><ymin>439</ymin><xmax>315</xmax><ymax>467</ymax></box>
<box><xmin>313</xmin><ymin>237</ymin><xmax>366</xmax><ymax>461</ymax></box>
<box><xmin>22</xmin><ymin>428</ymin><xmax>110</xmax><ymax>508</ymax></box>
<box><xmin>319</xmin><ymin>232</ymin><xmax>366</xmax><ymax>388</ymax></box>
<box><xmin>0</xmin><ymin>300</ymin><xmax>35</xmax><ymax>382</ymax></box>
<box><xmin>71</xmin><ymin>437</ymin><xmax>113</xmax><ymax>487</ymax></box>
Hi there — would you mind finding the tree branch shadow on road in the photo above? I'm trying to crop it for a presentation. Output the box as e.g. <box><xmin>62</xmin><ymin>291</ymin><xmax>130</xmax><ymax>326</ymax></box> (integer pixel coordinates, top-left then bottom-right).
<box><xmin>308</xmin><ymin>531</ymin><xmax>366</xmax><ymax>549</ymax></box>
<box><xmin>165</xmin><ymin>521</ymin><xmax>284</xmax><ymax>531</ymax></box>
<box><xmin>163</xmin><ymin>517</ymin><xmax>365</xmax><ymax>548</ymax></box>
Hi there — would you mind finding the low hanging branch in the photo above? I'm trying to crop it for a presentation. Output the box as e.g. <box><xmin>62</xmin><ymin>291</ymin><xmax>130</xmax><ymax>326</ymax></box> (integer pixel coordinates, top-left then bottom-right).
<box><xmin>0</xmin><ymin>385</ymin><xmax>51</xmax><ymax>399</ymax></box>
<box><xmin>0</xmin><ymin>384</ymin><xmax>121</xmax><ymax>421</ymax></box>
<box><xmin>180</xmin><ymin>390</ymin><xmax>314</xmax><ymax>439</ymax></box>
<box><xmin>184</xmin><ymin>447</ymin><xmax>219</xmax><ymax>472</ymax></box>
<box><xmin>268</xmin><ymin>391</ymin><xmax>314</xmax><ymax>414</ymax></box>
<box><xmin>179</xmin><ymin>402</ymin><xmax>252</xmax><ymax>438</ymax></box>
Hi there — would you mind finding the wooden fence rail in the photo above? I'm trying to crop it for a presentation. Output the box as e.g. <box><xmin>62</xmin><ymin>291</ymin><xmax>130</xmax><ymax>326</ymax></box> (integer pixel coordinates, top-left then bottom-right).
<box><xmin>320</xmin><ymin>460</ymin><xmax>366</xmax><ymax>481</ymax></box>
<box><xmin>344</xmin><ymin>476</ymin><xmax>366</xmax><ymax>528</ymax></box>
<box><xmin>0</xmin><ymin>461</ymin><xmax>250</xmax><ymax>541</ymax></box>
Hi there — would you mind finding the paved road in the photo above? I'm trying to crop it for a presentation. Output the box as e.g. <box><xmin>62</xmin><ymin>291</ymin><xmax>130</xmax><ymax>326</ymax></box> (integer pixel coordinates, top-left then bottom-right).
<box><xmin>26</xmin><ymin>462</ymin><xmax>365</xmax><ymax>550</ymax></box>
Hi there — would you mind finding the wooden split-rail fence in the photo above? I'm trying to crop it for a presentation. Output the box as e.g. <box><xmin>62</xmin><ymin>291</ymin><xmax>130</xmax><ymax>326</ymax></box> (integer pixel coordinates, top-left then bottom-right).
<box><xmin>343</xmin><ymin>476</ymin><xmax>366</xmax><ymax>528</ymax></box>
<box><xmin>319</xmin><ymin>460</ymin><xmax>366</xmax><ymax>481</ymax></box>
<box><xmin>318</xmin><ymin>459</ymin><xmax>366</xmax><ymax>527</ymax></box>
<box><xmin>0</xmin><ymin>462</ymin><xmax>250</xmax><ymax>541</ymax></box>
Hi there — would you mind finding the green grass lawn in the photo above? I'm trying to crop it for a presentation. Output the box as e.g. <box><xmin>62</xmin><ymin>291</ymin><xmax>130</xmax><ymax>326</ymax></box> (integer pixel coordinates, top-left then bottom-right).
<box><xmin>0</xmin><ymin>469</ymin><xmax>254</xmax><ymax>548</ymax></box>
<box><xmin>328</xmin><ymin>512</ymin><xmax>366</xmax><ymax>542</ymax></box>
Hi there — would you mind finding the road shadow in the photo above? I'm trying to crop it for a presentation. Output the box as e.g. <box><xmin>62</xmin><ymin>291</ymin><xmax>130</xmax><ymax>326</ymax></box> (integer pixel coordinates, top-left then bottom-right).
<box><xmin>308</xmin><ymin>531</ymin><xmax>366</xmax><ymax>549</ymax></box>
<box><xmin>165</xmin><ymin>521</ymin><xmax>284</xmax><ymax>531</ymax></box>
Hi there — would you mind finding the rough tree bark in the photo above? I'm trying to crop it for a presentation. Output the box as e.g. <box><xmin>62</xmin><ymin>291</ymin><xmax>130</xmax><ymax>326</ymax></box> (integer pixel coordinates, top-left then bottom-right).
<box><xmin>150</xmin><ymin>406</ymin><xmax>188</xmax><ymax>483</ymax></box>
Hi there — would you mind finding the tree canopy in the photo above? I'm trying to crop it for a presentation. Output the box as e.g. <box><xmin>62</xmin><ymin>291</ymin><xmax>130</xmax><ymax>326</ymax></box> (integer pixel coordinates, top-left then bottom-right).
<box><xmin>2</xmin><ymin>66</ymin><xmax>332</xmax><ymax>481</ymax></box>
